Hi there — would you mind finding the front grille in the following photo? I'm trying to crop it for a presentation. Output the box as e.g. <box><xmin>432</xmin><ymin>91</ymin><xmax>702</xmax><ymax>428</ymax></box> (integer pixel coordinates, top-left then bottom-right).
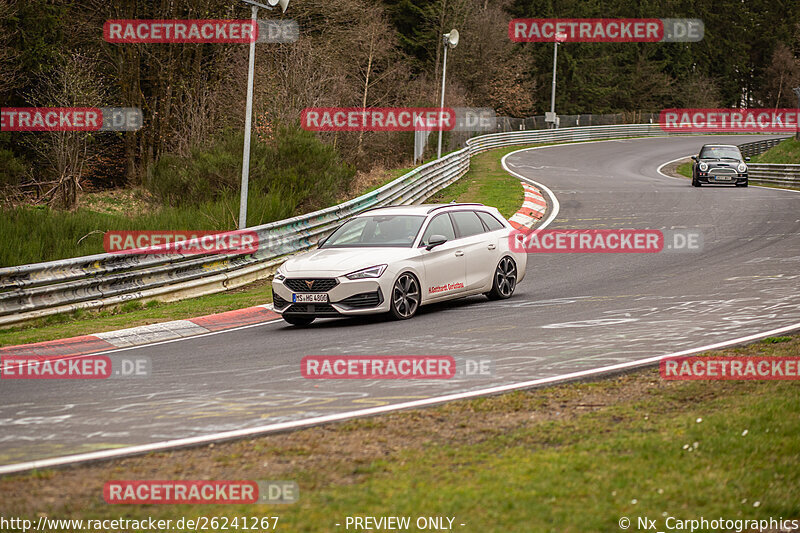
<box><xmin>710</xmin><ymin>167</ymin><xmax>736</xmax><ymax>175</ymax></box>
<box><xmin>285</xmin><ymin>303</ymin><xmax>338</xmax><ymax>315</ymax></box>
<box><xmin>284</xmin><ymin>278</ymin><xmax>338</xmax><ymax>292</ymax></box>
<box><xmin>273</xmin><ymin>293</ymin><xmax>289</xmax><ymax>309</ymax></box>
<box><xmin>337</xmin><ymin>290</ymin><xmax>383</xmax><ymax>309</ymax></box>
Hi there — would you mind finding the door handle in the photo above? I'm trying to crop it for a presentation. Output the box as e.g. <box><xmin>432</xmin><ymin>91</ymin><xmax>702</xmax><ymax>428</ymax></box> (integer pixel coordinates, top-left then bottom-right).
<box><xmin>487</xmin><ymin>244</ymin><xmax>496</xmax><ymax>250</ymax></box>
<box><xmin>455</xmin><ymin>251</ymin><xmax>464</xmax><ymax>257</ymax></box>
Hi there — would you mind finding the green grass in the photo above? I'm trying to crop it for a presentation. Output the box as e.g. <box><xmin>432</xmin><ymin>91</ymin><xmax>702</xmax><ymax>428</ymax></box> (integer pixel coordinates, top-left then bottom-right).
<box><xmin>750</xmin><ymin>137</ymin><xmax>800</xmax><ymax>164</ymax></box>
<box><xmin>0</xmin><ymin>191</ymin><xmax>289</xmax><ymax>267</ymax></box>
<box><xmin>428</xmin><ymin>146</ymin><xmax>526</xmax><ymax>219</ymax></box>
<box><xmin>0</xmin><ymin>282</ymin><xmax>272</xmax><ymax>347</ymax></box>
<box><xmin>677</xmin><ymin>161</ymin><xmax>693</xmax><ymax>178</ymax></box>
<box><xmin>3</xmin><ymin>336</ymin><xmax>798</xmax><ymax>531</ymax></box>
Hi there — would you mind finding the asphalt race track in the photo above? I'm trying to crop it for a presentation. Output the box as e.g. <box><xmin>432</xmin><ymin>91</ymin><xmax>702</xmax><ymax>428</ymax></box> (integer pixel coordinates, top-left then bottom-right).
<box><xmin>3</xmin><ymin>134</ymin><xmax>800</xmax><ymax>469</ymax></box>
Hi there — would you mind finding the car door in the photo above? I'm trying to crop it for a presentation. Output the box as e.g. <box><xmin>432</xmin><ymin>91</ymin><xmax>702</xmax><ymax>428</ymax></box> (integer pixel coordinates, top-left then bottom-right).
<box><xmin>419</xmin><ymin>213</ymin><xmax>466</xmax><ymax>301</ymax></box>
<box><xmin>450</xmin><ymin>210</ymin><xmax>499</xmax><ymax>291</ymax></box>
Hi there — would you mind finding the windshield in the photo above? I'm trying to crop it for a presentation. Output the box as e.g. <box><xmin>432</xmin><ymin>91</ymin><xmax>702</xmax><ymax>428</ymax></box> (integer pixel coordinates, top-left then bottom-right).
<box><xmin>699</xmin><ymin>146</ymin><xmax>742</xmax><ymax>160</ymax></box>
<box><xmin>320</xmin><ymin>215</ymin><xmax>425</xmax><ymax>248</ymax></box>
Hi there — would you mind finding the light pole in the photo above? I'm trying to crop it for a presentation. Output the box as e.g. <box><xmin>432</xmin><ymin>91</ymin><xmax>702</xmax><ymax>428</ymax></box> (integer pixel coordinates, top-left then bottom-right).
<box><xmin>547</xmin><ymin>32</ymin><xmax>566</xmax><ymax>129</ymax></box>
<box><xmin>794</xmin><ymin>87</ymin><xmax>800</xmax><ymax>140</ymax></box>
<box><xmin>237</xmin><ymin>0</ymin><xmax>289</xmax><ymax>230</ymax></box>
<box><xmin>437</xmin><ymin>29</ymin><xmax>459</xmax><ymax>159</ymax></box>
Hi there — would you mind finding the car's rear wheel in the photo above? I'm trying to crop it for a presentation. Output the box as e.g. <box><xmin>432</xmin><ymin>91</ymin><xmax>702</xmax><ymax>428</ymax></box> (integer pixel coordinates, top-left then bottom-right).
<box><xmin>390</xmin><ymin>272</ymin><xmax>420</xmax><ymax>320</ymax></box>
<box><xmin>486</xmin><ymin>256</ymin><xmax>517</xmax><ymax>300</ymax></box>
<box><xmin>283</xmin><ymin>315</ymin><xmax>315</xmax><ymax>326</ymax></box>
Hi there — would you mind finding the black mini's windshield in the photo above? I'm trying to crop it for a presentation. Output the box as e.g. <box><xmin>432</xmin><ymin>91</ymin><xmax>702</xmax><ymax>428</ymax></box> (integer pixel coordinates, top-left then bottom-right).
<box><xmin>699</xmin><ymin>146</ymin><xmax>742</xmax><ymax>160</ymax></box>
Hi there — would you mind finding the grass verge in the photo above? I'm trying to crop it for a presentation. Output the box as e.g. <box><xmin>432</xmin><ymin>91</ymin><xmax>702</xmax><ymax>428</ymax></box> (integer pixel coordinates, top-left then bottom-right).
<box><xmin>427</xmin><ymin>146</ymin><xmax>525</xmax><ymax>219</ymax></box>
<box><xmin>676</xmin><ymin>161</ymin><xmax>693</xmax><ymax>178</ymax></box>
<box><xmin>1</xmin><ymin>335</ymin><xmax>798</xmax><ymax>531</ymax></box>
<box><xmin>750</xmin><ymin>137</ymin><xmax>800</xmax><ymax>164</ymax></box>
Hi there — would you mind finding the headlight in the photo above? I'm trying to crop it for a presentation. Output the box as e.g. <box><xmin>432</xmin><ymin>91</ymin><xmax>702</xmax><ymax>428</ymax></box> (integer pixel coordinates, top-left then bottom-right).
<box><xmin>345</xmin><ymin>264</ymin><xmax>387</xmax><ymax>280</ymax></box>
<box><xmin>698</xmin><ymin>162</ymin><xmax>708</xmax><ymax>171</ymax></box>
<box><xmin>737</xmin><ymin>162</ymin><xmax>747</xmax><ymax>173</ymax></box>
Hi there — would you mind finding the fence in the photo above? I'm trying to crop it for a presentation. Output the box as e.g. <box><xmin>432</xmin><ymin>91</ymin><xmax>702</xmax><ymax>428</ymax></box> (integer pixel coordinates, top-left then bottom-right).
<box><xmin>0</xmin><ymin>123</ymin><xmax>791</xmax><ymax>326</ymax></box>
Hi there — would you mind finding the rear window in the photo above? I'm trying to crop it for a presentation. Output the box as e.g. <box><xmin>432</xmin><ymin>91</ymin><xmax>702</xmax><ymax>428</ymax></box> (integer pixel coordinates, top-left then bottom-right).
<box><xmin>476</xmin><ymin>211</ymin><xmax>505</xmax><ymax>231</ymax></box>
<box><xmin>451</xmin><ymin>211</ymin><xmax>486</xmax><ymax>238</ymax></box>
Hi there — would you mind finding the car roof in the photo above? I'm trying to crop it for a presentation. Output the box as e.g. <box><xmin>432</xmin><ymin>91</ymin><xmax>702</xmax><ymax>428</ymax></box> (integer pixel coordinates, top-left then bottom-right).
<box><xmin>701</xmin><ymin>144</ymin><xmax>739</xmax><ymax>149</ymax></box>
<box><xmin>356</xmin><ymin>203</ymin><xmax>488</xmax><ymax>217</ymax></box>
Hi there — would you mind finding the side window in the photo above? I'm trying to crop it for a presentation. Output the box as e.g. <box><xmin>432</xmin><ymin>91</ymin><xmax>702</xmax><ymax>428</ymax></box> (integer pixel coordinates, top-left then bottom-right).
<box><xmin>421</xmin><ymin>213</ymin><xmax>456</xmax><ymax>245</ymax></box>
<box><xmin>476</xmin><ymin>211</ymin><xmax>505</xmax><ymax>231</ymax></box>
<box><xmin>451</xmin><ymin>210</ymin><xmax>486</xmax><ymax>238</ymax></box>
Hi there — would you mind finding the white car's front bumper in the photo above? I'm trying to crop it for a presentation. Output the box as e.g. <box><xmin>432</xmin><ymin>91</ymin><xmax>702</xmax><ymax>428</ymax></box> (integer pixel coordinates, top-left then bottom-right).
<box><xmin>272</xmin><ymin>275</ymin><xmax>392</xmax><ymax>317</ymax></box>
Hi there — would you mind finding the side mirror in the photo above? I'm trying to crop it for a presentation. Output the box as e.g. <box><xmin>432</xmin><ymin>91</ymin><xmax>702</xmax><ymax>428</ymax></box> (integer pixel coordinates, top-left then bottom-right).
<box><xmin>425</xmin><ymin>235</ymin><xmax>448</xmax><ymax>251</ymax></box>
<box><xmin>745</xmin><ymin>156</ymin><xmax>751</xmax><ymax>162</ymax></box>
<box><xmin>691</xmin><ymin>156</ymin><xmax>698</xmax><ymax>161</ymax></box>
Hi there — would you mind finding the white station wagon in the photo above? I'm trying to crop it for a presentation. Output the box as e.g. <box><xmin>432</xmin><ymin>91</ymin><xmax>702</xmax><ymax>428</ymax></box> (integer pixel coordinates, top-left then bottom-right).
<box><xmin>272</xmin><ymin>203</ymin><xmax>528</xmax><ymax>325</ymax></box>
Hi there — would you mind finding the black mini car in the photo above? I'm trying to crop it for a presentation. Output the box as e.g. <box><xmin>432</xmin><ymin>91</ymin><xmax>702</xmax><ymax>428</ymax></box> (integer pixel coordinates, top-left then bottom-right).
<box><xmin>691</xmin><ymin>144</ymin><xmax>749</xmax><ymax>187</ymax></box>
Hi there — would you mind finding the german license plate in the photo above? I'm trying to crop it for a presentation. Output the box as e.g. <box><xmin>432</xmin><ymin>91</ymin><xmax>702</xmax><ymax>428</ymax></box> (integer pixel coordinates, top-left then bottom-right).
<box><xmin>292</xmin><ymin>293</ymin><xmax>328</xmax><ymax>303</ymax></box>
<box><xmin>714</xmin><ymin>175</ymin><xmax>731</xmax><ymax>181</ymax></box>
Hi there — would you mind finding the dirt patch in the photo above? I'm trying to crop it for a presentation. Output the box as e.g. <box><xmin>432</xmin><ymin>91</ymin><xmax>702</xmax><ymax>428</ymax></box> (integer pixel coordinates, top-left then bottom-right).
<box><xmin>76</xmin><ymin>187</ymin><xmax>156</xmax><ymax>216</ymax></box>
<box><xmin>661</xmin><ymin>157</ymin><xmax>691</xmax><ymax>179</ymax></box>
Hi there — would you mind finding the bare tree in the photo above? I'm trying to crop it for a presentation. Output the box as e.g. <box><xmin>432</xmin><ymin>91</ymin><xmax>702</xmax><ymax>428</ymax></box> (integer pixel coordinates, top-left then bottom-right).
<box><xmin>761</xmin><ymin>42</ymin><xmax>800</xmax><ymax>108</ymax></box>
<box><xmin>0</xmin><ymin>0</ymin><xmax>20</xmax><ymax>95</ymax></box>
<box><xmin>25</xmin><ymin>52</ymin><xmax>107</xmax><ymax>208</ymax></box>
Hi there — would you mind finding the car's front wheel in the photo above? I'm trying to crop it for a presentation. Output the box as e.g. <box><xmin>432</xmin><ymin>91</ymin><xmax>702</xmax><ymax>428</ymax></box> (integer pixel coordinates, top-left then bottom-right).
<box><xmin>390</xmin><ymin>272</ymin><xmax>420</xmax><ymax>320</ymax></box>
<box><xmin>283</xmin><ymin>315</ymin><xmax>315</xmax><ymax>326</ymax></box>
<box><xmin>736</xmin><ymin>180</ymin><xmax>748</xmax><ymax>187</ymax></box>
<box><xmin>486</xmin><ymin>256</ymin><xmax>517</xmax><ymax>300</ymax></box>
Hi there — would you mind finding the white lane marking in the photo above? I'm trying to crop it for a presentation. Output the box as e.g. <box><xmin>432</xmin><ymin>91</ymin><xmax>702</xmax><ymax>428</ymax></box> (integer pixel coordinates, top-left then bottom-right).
<box><xmin>656</xmin><ymin>155</ymin><xmax>800</xmax><ymax>193</ymax></box>
<box><xmin>1</xmin><ymin>321</ymin><xmax>798</xmax><ymax>475</ymax></box>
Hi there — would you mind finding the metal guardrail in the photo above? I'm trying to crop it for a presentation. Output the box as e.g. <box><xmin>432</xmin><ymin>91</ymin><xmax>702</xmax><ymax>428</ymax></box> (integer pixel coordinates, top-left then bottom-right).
<box><xmin>0</xmin><ymin>123</ymin><xmax>714</xmax><ymax>326</ymax></box>
<box><xmin>746</xmin><ymin>164</ymin><xmax>800</xmax><ymax>187</ymax></box>
<box><xmin>738</xmin><ymin>137</ymin><xmax>791</xmax><ymax>158</ymax></box>
<box><xmin>736</xmin><ymin>137</ymin><xmax>800</xmax><ymax>187</ymax></box>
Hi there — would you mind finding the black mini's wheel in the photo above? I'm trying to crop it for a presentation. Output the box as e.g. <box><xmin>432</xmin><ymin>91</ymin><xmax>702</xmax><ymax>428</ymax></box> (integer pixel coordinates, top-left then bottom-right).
<box><xmin>487</xmin><ymin>256</ymin><xmax>517</xmax><ymax>300</ymax></box>
<box><xmin>390</xmin><ymin>272</ymin><xmax>420</xmax><ymax>320</ymax></box>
